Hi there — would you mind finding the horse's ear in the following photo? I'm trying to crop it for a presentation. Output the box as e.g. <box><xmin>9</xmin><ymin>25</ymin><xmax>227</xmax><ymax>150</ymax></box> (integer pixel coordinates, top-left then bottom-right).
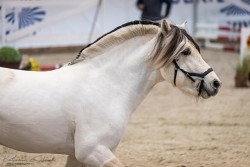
<box><xmin>161</xmin><ymin>20</ymin><xmax>171</xmax><ymax>34</ymax></box>
<box><xmin>179</xmin><ymin>21</ymin><xmax>187</xmax><ymax>29</ymax></box>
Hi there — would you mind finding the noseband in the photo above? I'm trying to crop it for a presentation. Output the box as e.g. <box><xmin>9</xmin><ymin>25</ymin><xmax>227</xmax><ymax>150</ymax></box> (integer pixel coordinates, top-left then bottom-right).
<box><xmin>173</xmin><ymin>59</ymin><xmax>213</xmax><ymax>96</ymax></box>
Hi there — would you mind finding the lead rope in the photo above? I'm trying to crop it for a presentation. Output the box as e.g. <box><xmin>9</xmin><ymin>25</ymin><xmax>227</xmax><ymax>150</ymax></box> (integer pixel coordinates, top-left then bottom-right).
<box><xmin>173</xmin><ymin>59</ymin><xmax>213</xmax><ymax>96</ymax></box>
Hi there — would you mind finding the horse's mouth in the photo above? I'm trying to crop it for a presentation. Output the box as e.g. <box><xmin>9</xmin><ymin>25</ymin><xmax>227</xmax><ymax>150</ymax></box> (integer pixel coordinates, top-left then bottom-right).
<box><xmin>195</xmin><ymin>79</ymin><xmax>219</xmax><ymax>99</ymax></box>
<box><xmin>199</xmin><ymin>86</ymin><xmax>218</xmax><ymax>99</ymax></box>
<box><xmin>200</xmin><ymin>88</ymin><xmax>211</xmax><ymax>99</ymax></box>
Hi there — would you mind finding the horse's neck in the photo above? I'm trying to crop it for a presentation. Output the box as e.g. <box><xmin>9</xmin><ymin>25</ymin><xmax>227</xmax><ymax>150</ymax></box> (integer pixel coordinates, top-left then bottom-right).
<box><xmin>85</xmin><ymin>35</ymin><xmax>163</xmax><ymax>113</ymax></box>
<box><xmin>88</xmin><ymin>35</ymin><xmax>154</xmax><ymax>67</ymax></box>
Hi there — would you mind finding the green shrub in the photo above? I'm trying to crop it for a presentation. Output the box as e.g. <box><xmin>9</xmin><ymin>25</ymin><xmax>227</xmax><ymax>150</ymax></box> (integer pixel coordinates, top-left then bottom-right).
<box><xmin>0</xmin><ymin>46</ymin><xmax>21</xmax><ymax>62</ymax></box>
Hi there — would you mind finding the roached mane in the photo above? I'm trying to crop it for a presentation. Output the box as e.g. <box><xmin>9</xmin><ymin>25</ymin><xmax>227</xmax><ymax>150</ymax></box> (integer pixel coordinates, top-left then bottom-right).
<box><xmin>68</xmin><ymin>20</ymin><xmax>200</xmax><ymax>66</ymax></box>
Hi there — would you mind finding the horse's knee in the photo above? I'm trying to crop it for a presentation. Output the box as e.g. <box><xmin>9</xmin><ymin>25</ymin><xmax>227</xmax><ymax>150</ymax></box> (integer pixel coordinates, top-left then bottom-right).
<box><xmin>75</xmin><ymin>145</ymin><xmax>123</xmax><ymax>167</ymax></box>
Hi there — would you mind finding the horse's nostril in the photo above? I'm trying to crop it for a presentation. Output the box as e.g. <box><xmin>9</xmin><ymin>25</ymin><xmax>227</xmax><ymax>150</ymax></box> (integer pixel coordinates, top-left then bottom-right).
<box><xmin>213</xmin><ymin>79</ymin><xmax>221</xmax><ymax>89</ymax></box>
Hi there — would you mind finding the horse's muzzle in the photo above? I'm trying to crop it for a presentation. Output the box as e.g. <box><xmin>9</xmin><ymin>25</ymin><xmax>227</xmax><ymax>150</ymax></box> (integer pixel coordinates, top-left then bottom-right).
<box><xmin>200</xmin><ymin>79</ymin><xmax>221</xmax><ymax>98</ymax></box>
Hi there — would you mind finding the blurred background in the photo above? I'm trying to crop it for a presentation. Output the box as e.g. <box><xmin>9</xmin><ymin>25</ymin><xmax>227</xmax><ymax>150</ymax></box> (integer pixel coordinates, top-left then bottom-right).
<box><xmin>0</xmin><ymin>0</ymin><xmax>249</xmax><ymax>50</ymax></box>
<box><xmin>0</xmin><ymin>1</ymin><xmax>250</xmax><ymax>167</ymax></box>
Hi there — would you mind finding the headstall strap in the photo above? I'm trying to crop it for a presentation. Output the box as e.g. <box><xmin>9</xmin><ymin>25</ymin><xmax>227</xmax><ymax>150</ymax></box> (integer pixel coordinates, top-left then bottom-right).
<box><xmin>173</xmin><ymin>59</ymin><xmax>213</xmax><ymax>96</ymax></box>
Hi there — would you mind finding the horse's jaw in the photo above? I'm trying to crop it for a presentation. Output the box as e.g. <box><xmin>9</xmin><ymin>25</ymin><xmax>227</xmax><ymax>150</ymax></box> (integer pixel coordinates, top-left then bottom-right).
<box><xmin>148</xmin><ymin>70</ymin><xmax>165</xmax><ymax>87</ymax></box>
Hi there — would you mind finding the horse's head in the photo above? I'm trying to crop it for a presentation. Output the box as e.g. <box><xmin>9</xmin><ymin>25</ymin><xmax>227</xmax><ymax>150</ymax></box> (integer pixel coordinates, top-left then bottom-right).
<box><xmin>150</xmin><ymin>20</ymin><xmax>221</xmax><ymax>99</ymax></box>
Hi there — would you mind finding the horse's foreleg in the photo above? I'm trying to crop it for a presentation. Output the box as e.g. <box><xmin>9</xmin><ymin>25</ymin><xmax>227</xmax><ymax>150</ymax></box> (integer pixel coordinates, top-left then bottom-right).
<box><xmin>65</xmin><ymin>156</ymin><xmax>85</xmax><ymax>167</ymax></box>
<box><xmin>75</xmin><ymin>145</ymin><xmax>125</xmax><ymax>167</ymax></box>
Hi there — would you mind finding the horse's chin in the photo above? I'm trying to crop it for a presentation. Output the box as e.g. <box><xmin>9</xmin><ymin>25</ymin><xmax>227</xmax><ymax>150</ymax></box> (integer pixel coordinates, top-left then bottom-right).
<box><xmin>180</xmin><ymin>86</ymin><xmax>211</xmax><ymax>99</ymax></box>
<box><xmin>179</xmin><ymin>85</ymin><xmax>215</xmax><ymax>99</ymax></box>
<box><xmin>200</xmin><ymin>83</ymin><xmax>219</xmax><ymax>99</ymax></box>
<box><xmin>200</xmin><ymin>90</ymin><xmax>211</xmax><ymax>99</ymax></box>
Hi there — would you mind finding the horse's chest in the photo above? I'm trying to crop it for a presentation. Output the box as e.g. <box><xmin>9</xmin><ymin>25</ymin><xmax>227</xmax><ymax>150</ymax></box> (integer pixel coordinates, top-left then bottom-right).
<box><xmin>76</xmin><ymin>110</ymin><xmax>129</xmax><ymax>150</ymax></box>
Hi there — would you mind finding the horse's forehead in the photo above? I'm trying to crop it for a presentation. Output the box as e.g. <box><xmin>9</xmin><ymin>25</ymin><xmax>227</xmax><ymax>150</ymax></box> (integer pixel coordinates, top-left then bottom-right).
<box><xmin>187</xmin><ymin>41</ymin><xmax>197</xmax><ymax>50</ymax></box>
<box><xmin>183</xmin><ymin>38</ymin><xmax>200</xmax><ymax>53</ymax></box>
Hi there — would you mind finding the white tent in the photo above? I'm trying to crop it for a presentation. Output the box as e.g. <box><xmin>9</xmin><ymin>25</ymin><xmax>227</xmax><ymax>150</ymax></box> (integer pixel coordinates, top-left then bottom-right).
<box><xmin>1</xmin><ymin>0</ymin><xmax>141</xmax><ymax>48</ymax></box>
<box><xmin>0</xmin><ymin>0</ymin><xmax>250</xmax><ymax>49</ymax></box>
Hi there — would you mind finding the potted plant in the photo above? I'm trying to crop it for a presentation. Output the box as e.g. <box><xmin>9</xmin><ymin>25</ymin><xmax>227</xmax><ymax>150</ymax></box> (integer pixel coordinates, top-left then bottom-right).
<box><xmin>0</xmin><ymin>46</ymin><xmax>21</xmax><ymax>69</ymax></box>
<box><xmin>235</xmin><ymin>54</ymin><xmax>250</xmax><ymax>87</ymax></box>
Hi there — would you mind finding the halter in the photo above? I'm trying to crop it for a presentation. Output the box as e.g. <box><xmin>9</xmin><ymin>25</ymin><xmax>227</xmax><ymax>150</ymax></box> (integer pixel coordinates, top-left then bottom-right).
<box><xmin>173</xmin><ymin>59</ymin><xmax>213</xmax><ymax>96</ymax></box>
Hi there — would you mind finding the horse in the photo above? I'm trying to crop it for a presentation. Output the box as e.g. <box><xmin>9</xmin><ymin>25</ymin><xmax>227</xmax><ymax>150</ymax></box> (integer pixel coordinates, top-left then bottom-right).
<box><xmin>0</xmin><ymin>20</ymin><xmax>221</xmax><ymax>167</ymax></box>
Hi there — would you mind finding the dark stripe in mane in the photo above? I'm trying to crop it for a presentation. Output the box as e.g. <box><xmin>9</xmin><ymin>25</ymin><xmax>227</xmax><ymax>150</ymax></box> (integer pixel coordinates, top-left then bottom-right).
<box><xmin>76</xmin><ymin>20</ymin><xmax>161</xmax><ymax>59</ymax></box>
<box><xmin>181</xmin><ymin>28</ymin><xmax>200</xmax><ymax>53</ymax></box>
<box><xmin>150</xmin><ymin>24</ymin><xmax>200</xmax><ymax>68</ymax></box>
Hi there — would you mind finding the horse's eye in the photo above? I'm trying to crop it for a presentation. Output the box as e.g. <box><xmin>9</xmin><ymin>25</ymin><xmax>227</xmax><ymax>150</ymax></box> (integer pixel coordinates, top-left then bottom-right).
<box><xmin>181</xmin><ymin>49</ymin><xmax>191</xmax><ymax>56</ymax></box>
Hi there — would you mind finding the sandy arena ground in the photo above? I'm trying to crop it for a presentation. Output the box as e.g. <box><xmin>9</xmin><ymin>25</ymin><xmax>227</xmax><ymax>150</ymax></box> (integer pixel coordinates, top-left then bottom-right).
<box><xmin>0</xmin><ymin>49</ymin><xmax>249</xmax><ymax>167</ymax></box>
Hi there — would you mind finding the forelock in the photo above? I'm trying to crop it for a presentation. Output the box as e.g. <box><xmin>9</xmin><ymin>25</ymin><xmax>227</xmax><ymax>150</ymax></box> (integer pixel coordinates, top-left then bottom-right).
<box><xmin>149</xmin><ymin>24</ymin><xmax>200</xmax><ymax>68</ymax></box>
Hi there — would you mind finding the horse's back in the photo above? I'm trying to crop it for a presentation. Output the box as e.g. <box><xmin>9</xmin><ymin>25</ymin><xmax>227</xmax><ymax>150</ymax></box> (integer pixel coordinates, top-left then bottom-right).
<box><xmin>0</xmin><ymin>67</ymin><xmax>16</xmax><ymax>89</ymax></box>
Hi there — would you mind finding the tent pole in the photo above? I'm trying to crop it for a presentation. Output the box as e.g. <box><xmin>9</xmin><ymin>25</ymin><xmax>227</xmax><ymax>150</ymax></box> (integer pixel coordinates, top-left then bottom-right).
<box><xmin>88</xmin><ymin>0</ymin><xmax>102</xmax><ymax>43</ymax></box>
<box><xmin>1</xmin><ymin>0</ymin><xmax>6</xmax><ymax>46</ymax></box>
<box><xmin>192</xmin><ymin>0</ymin><xmax>198</xmax><ymax>37</ymax></box>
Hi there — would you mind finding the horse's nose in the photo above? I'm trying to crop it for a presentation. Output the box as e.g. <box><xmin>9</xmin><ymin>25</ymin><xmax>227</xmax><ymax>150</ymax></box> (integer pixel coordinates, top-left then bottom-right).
<box><xmin>212</xmin><ymin>79</ymin><xmax>221</xmax><ymax>89</ymax></box>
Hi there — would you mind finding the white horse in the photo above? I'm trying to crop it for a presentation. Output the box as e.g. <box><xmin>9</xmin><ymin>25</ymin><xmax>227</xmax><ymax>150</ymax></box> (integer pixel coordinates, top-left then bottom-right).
<box><xmin>0</xmin><ymin>20</ymin><xmax>221</xmax><ymax>167</ymax></box>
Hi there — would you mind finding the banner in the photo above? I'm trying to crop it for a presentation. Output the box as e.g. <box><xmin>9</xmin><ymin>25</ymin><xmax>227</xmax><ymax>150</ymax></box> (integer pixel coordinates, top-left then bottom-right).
<box><xmin>0</xmin><ymin>0</ymin><xmax>250</xmax><ymax>48</ymax></box>
<box><xmin>197</xmin><ymin>0</ymin><xmax>250</xmax><ymax>28</ymax></box>
<box><xmin>0</xmin><ymin>0</ymin><xmax>140</xmax><ymax>48</ymax></box>
<box><xmin>169</xmin><ymin>0</ymin><xmax>250</xmax><ymax>34</ymax></box>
